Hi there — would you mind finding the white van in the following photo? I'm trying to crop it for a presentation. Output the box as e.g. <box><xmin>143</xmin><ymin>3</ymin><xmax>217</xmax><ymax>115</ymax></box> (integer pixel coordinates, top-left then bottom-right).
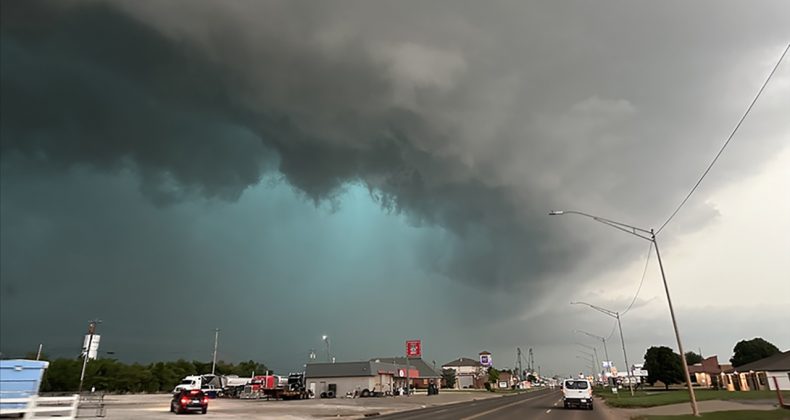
<box><xmin>562</xmin><ymin>379</ymin><xmax>593</xmax><ymax>410</ymax></box>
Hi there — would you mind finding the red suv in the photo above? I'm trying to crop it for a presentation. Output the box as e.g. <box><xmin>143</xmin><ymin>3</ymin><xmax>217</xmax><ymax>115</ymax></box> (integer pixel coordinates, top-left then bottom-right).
<box><xmin>171</xmin><ymin>389</ymin><xmax>208</xmax><ymax>414</ymax></box>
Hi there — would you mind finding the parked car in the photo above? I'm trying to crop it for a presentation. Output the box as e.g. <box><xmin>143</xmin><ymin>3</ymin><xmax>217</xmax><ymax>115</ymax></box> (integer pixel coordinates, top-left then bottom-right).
<box><xmin>171</xmin><ymin>389</ymin><xmax>208</xmax><ymax>414</ymax></box>
<box><xmin>562</xmin><ymin>379</ymin><xmax>593</xmax><ymax>410</ymax></box>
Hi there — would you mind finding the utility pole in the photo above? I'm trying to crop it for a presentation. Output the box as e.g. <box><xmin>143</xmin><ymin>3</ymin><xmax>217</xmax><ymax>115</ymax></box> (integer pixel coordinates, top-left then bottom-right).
<box><xmin>78</xmin><ymin>319</ymin><xmax>101</xmax><ymax>394</ymax></box>
<box><xmin>528</xmin><ymin>348</ymin><xmax>534</xmax><ymax>373</ymax></box>
<box><xmin>516</xmin><ymin>348</ymin><xmax>523</xmax><ymax>382</ymax></box>
<box><xmin>211</xmin><ymin>328</ymin><xmax>220</xmax><ymax>375</ymax></box>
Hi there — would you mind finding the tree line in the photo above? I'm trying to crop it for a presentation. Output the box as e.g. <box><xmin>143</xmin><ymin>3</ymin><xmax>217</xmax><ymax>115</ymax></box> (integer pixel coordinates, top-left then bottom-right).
<box><xmin>33</xmin><ymin>356</ymin><xmax>268</xmax><ymax>393</ymax></box>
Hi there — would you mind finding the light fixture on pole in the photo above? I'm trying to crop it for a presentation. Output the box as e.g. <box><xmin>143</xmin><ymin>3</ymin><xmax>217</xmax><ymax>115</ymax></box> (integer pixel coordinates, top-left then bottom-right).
<box><xmin>551</xmin><ymin>210</ymin><xmax>699</xmax><ymax>416</ymax></box>
<box><xmin>575</xmin><ymin>329</ymin><xmax>611</xmax><ymax>377</ymax></box>
<box><xmin>575</xmin><ymin>355</ymin><xmax>595</xmax><ymax>378</ymax></box>
<box><xmin>322</xmin><ymin>335</ymin><xmax>331</xmax><ymax>363</ymax></box>
<box><xmin>571</xmin><ymin>301</ymin><xmax>634</xmax><ymax>396</ymax></box>
<box><xmin>576</xmin><ymin>342</ymin><xmax>600</xmax><ymax>381</ymax></box>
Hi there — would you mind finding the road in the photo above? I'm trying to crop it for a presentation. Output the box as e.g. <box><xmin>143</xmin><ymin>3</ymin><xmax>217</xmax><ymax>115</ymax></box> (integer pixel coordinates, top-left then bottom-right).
<box><xmin>377</xmin><ymin>389</ymin><xmax>619</xmax><ymax>420</ymax></box>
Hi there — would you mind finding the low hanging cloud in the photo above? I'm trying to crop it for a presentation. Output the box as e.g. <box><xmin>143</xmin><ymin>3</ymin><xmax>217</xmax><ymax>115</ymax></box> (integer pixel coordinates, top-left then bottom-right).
<box><xmin>2</xmin><ymin>0</ymin><xmax>788</xmax><ymax>294</ymax></box>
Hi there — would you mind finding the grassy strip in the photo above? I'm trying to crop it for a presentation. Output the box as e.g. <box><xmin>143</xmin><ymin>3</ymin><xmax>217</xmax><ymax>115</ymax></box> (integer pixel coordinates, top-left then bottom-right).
<box><xmin>632</xmin><ymin>408</ymin><xmax>790</xmax><ymax>420</ymax></box>
<box><xmin>597</xmin><ymin>388</ymin><xmax>790</xmax><ymax>408</ymax></box>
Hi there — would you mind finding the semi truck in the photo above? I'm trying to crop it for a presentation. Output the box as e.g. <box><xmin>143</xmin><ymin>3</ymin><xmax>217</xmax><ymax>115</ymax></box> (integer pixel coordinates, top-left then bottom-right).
<box><xmin>241</xmin><ymin>373</ymin><xmax>309</xmax><ymax>400</ymax></box>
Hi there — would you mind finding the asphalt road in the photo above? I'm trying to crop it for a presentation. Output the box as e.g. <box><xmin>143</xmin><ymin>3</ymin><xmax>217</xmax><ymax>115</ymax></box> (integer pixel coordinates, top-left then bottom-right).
<box><xmin>377</xmin><ymin>389</ymin><xmax>618</xmax><ymax>420</ymax></box>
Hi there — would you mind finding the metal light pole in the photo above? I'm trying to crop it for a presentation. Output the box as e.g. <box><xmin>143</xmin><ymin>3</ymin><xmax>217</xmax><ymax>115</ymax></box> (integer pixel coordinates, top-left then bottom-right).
<box><xmin>572</xmin><ymin>301</ymin><xmax>634</xmax><ymax>396</ymax></box>
<box><xmin>322</xmin><ymin>335</ymin><xmax>331</xmax><ymax>363</ymax></box>
<box><xmin>575</xmin><ymin>330</ymin><xmax>610</xmax><ymax>376</ymax></box>
<box><xmin>577</xmin><ymin>343</ymin><xmax>599</xmax><ymax>381</ymax></box>
<box><xmin>551</xmin><ymin>210</ymin><xmax>699</xmax><ymax>416</ymax></box>
<box><xmin>211</xmin><ymin>328</ymin><xmax>220</xmax><ymax>375</ymax></box>
<box><xmin>575</xmin><ymin>355</ymin><xmax>595</xmax><ymax>378</ymax></box>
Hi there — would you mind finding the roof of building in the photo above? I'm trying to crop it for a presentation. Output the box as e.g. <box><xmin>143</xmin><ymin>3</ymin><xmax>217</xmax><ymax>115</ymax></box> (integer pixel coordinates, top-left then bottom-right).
<box><xmin>442</xmin><ymin>357</ymin><xmax>483</xmax><ymax>368</ymax></box>
<box><xmin>370</xmin><ymin>357</ymin><xmax>441</xmax><ymax>378</ymax></box>
<box><xmin>305</xmin><ymin>361</ymin><xmax>396</xmax><ymax>378</ymax></box>
<box><xmin>734</xmin><ymin>351</ymin><xmax>790</xmax><ymax>372</ymax></box>
<box><xmin>688</xmin><ymin>355</ymin><xmax>737</xmax><ymax>375</ymax></box>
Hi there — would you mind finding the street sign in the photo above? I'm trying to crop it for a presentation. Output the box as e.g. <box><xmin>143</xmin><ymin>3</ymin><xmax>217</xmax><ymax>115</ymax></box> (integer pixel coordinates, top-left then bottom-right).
<box><xmin>406</xmin><ymin>340</ymin><xmax>421</xmax><ymax>358</ymax></box>
<box><xmin>82</xmin><ymin>334</ymin><xmax>101</xmax><ymax>360</ymax></box>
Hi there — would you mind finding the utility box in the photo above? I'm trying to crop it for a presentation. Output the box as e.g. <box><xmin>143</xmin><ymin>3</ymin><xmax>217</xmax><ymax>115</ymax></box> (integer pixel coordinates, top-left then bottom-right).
<box><xmin>0</xmin><ymin>359</ymin><xmax>50</xmax><ymax>411</ymax></box>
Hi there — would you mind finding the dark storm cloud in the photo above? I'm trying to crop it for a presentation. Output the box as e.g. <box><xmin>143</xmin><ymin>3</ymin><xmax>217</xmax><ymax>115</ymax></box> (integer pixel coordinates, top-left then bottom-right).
<box><xmin>2</xmin><ymin>0</ymin><xmax>788</xmax><ymax>294</ymax></box>
<box><xmin>0</xmin><ymin>0</ymin><xmax>580</xmax><ymax>290</ymax></box>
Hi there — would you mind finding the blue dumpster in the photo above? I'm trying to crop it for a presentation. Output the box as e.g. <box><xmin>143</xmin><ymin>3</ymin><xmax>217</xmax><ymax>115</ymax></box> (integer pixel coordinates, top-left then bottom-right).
<box><xmin>0</xmin><ymin>359</ymin><xmax>50</xmax><ymax>411</ymax></box>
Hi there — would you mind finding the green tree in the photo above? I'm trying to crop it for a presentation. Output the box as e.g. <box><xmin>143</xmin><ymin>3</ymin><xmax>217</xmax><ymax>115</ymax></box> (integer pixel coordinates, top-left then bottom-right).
<box><xmin>644</xmin><ymin>346</ymin><xmax>683</xmax><ymax>390</ymax></box>
<box><xmin>441</xmin><ymin>369</ymin><xmax>456</xmax><ymax>388</ymax></box>
<box><xmin>730</xmin><ymin>338</ymin><xmax>780</xmax><ymax>367</ymax></box>
<box><xmin>487</xmin><ymin>367</ymin><xmax>500</xmax><ymax>384</ymax></box>
<box><xmin>685</xmin><ymin>351</ymin><xmax>703</xmax><ymax>365</ymax></box>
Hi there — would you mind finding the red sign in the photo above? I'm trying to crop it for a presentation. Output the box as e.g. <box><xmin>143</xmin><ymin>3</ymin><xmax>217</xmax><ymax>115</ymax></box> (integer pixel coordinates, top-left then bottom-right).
<box><xmin>406</xmin><ymin>340</ymin><xmax>421</xmax><ymax>357</ymax></box>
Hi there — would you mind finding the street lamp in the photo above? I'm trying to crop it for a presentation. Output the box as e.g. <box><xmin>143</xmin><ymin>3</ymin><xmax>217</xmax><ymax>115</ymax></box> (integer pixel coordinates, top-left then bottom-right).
<box><xmin>576</xmin><ymin>343</ymin><xmax>599</xmax><ymax>381</ymax></box>
<box><xmin>551</xmin><ymin>210</ymin><xmax>699</xmax><ymax>416</ymax></box>
<box><xmin>575</xmin><ymin>330</ymin><xmax>611</xmax><ymax>377</ymax></box>
<box><xmin>571</xmin><ymin>301</ymin><xmax>634</xmax><ymax>396</ymax></box>
<box><xmin>575</xmin><ymin>355</ymin><xmax>595</xmax><ymax>378</ymax></box>
<box><xmin>322</xmin><ymin>335</ymin><xmax>331</xmax><ymax>363</ymax></box>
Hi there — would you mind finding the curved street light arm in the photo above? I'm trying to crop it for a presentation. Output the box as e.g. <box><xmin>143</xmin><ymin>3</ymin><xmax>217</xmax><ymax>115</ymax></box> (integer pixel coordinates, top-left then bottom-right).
<box><xmin>549</xmin><ymin>210</ymin><xmax>654</xmax><ymax>241</ymax></box>
<box><xmin>571</xmin><ymin>301</ymin><xmax>618</xmax><ymax>318</ymax></box>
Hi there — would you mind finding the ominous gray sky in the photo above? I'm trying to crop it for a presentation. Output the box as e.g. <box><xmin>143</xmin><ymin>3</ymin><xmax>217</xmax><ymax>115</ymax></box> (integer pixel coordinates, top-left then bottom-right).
<box><xmin>2</xmin><ymin>0</ymin><xmax>788</xmax><ymax>376</ymax></box>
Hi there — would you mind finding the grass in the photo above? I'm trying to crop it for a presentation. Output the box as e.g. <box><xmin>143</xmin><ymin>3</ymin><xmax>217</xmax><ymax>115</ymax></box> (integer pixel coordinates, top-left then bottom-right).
<box><xmin>632</xmin><ymin>408</ymin><xmax>790</xmax><ymax>420</ymax></box>
<box><xmin>597</xmin><ymin>388</ymin><xmax>790</xmax><ymax>408</ymax></box>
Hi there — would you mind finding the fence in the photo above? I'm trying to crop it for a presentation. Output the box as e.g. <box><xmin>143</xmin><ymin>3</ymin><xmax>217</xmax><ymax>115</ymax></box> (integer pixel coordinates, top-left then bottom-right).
<box><xmin>0</xmin><ymin>394</ymin><xmax>79</xmax><ymax>419</ymax></box>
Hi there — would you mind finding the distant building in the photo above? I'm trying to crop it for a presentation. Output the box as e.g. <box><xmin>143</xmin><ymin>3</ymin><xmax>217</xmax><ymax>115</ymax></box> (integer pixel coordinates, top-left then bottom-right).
<box><xmin>724</xmin><ymin>350</ymin><xmax>790</xmax><ymax>391</ymax></box>
<box><xmin>305</xmin><ymin>361</ymin><xmax>398</xmax><ymax>398</ymax></box>
<box><xmin>688</xmin><ymin>355</ymin><xmax>733</xmax><ymax>389</ymax></box>
<box><xmin>442</xmin><ymin>357</ymin><xmax>485</xmax><ymax>389</ymax></box>
<box><xmin>370</xmin><ymin>357</ymin><xmax>441</xmax><ymax>389</ymax></box>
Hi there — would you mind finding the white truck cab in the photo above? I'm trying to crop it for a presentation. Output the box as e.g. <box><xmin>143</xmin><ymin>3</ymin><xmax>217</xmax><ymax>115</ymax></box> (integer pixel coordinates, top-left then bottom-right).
<box><xmin>562</xmin><ymin>379</ymin><xmax>593</xmax><ymax>410</ymax></box>
<box><xmin>173</xmin><ymin>375</ymin><xmax>202</xmax><ymax>393</ymax></box>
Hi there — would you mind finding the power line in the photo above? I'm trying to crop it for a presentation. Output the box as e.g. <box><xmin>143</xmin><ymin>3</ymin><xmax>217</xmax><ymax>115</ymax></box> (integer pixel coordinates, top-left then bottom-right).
<box><xmin>622</xmin><ymin>243</ymin><xmax>653</xmax><ymax>316</ymax></box>
<box><xmin>656</xmin><ymin>43</ymin><xmax>790</xmax><ymax>235</ymax></box>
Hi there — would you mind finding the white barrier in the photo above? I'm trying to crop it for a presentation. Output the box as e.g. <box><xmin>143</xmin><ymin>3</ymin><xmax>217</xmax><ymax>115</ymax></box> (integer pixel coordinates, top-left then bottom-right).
<box><xmin>0</xmin><ymin>394</ymin><xmax>80</xmax><ymax>419</ymax></box>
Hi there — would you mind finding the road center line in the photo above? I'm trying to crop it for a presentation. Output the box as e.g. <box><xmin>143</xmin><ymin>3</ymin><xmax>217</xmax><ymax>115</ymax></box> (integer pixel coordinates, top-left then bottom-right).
<box><xmin>459</xmin><ymin>391</ymin><xmax>557</xmax><ymax>420</ymax></box>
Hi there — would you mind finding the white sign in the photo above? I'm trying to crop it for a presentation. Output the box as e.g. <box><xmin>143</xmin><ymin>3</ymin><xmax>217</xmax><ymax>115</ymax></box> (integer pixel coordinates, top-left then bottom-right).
<box><xmin>633</xmin><ymin>369</ymin><xmax>649</xmax><ymax>377</ymax></box>
<box><xmin>82</xmin><ymin>334</ymin><xmax>101</xmax><ymax>360</ymax></box>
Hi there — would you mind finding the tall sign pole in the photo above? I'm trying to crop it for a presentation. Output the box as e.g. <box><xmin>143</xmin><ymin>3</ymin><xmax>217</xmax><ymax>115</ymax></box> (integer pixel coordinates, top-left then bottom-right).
<box><xmin>211</xmin><ymin>328</ymin><xmax>220</xmax><ymax>375</ymax></box>
<box><xmin>406</xmin><ymin>340</ymin><xmax>421</xmax><ymax>396</ymax></box>
<box><xmin>78</xmin><ymin>319</ymin><xmax>101</xmax><ymax>394</ymax></box>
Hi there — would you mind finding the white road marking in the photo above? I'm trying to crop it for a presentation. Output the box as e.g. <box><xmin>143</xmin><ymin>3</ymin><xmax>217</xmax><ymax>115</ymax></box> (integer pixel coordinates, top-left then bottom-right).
<box><xmin>459</xmin><ymin>391</ymin><xmax>558</xmax><ymax>420</ymax></box>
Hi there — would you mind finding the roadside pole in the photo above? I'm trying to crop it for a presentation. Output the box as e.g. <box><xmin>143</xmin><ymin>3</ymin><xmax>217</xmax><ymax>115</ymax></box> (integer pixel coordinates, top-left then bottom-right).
<box><xmin>211</xmin><ymin>328</ymin><xmax>220</xmax><ymax>375</ymax></box>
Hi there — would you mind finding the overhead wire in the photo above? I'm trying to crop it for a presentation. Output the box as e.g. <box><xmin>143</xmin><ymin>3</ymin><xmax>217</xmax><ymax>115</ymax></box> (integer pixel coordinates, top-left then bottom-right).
<box><xmin>621</xmin><ymin>243</ymin><xmax>653</xmax><ymax>316</ymax></box>
<box><xmin>656</xmin><ymin>43</ymin><xmax>789</xmax><ymax>235</ymax></box>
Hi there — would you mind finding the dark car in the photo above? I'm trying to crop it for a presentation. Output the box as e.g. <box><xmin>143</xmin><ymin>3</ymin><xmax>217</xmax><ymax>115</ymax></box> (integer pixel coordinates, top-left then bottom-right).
<box><xmin>171</xmin><ymin>389</ymin><xmax>208</xmax><ymax>414</ymax></box>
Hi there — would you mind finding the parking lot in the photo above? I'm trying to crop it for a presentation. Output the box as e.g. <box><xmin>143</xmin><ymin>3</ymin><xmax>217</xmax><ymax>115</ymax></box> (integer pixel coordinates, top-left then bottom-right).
<box><xmin>97</xmin><ymin>390</ymin><xmax>501</xmax><ymax>419</ymax></box>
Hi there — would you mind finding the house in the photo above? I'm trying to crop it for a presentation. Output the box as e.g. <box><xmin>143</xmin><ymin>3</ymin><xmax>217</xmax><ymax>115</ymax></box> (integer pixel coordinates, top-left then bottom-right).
<box><xmin>305</xmin><ymin>361</ymin><xmax>398</xmax><ymax>397</ymax></box>
<box><xmin>442</xmin><ymin>357</ymin><xmax>486</xmax><ymax>389</ymax></box>
<box><xmin>687</xmin><ymin>355</ymin><xmax>733</xmax><ymax>389</ymax></box>
<box><xmin>724</xmin><ymin>351</ymin><xmax>790</xmax><ymax>391</ymax></box>
<box><xmin>370</xmin><ymin>357</ymin><xmax>441</xmax><ymax>389</ymax></box>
